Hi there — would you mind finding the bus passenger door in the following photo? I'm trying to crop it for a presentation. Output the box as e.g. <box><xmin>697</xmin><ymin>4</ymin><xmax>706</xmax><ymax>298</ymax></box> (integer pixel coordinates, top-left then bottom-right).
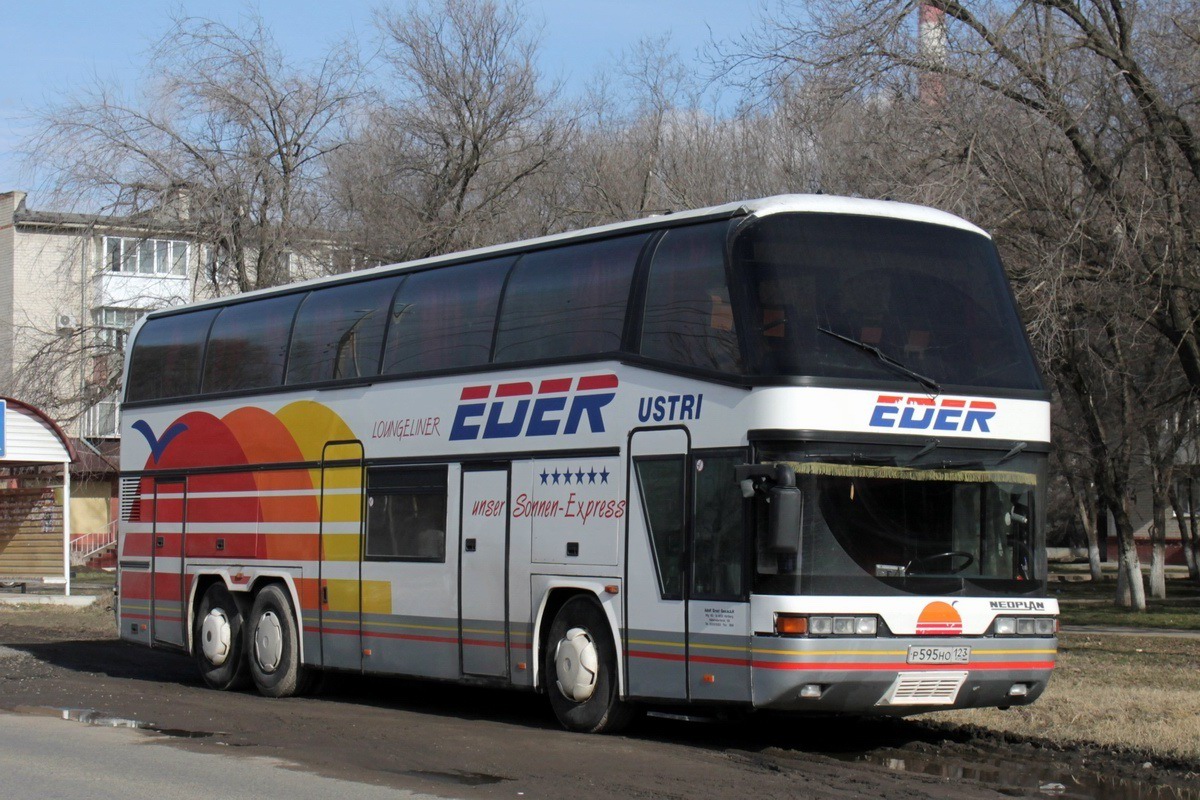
<box><xmin>459</xmin><ymin>466</ymin><xmax>510</xmax><ymax>678</ymax></box>
<box><xmin>625</xmin><ymin>428</ymin><xmax>690</xmax><ymax>701</ymax></box>
<box><xmin>318</xmin><ymin>441</ymin><xmax>366</xmax><ymax>671</ymax></box>
<box><xmin>686</xmin><ymin>451</ymin><xmax>752</xmax><ymax>703</ymax></box>
<box><xmin>150</xmin><ymin>478</ymin><xmax>187</xmax><ymax>648</ymax></box>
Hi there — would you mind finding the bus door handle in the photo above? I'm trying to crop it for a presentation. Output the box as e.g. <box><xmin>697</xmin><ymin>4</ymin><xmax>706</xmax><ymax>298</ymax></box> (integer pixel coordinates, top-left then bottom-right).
<box><xmin>465</xmin><ymin>538</ymin><xmax>477</xmax><ymax>553</ymax></box>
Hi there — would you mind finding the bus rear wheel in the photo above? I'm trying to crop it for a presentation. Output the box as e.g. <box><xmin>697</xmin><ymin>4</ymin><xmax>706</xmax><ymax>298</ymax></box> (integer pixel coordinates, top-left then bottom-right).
<box><xmin>247</xmin><ymin>583</ymin><xmax>311</xmax><ymax>698</ymax></box>
<box><xmin>195</xmin><ymin>583</ymin><xmax>250</xmax><ymax>690</ymax></box>
<box><xmin>544</xmin><ymin>595</ymin><xmax>633</xmax><ymax>734</ymax></box>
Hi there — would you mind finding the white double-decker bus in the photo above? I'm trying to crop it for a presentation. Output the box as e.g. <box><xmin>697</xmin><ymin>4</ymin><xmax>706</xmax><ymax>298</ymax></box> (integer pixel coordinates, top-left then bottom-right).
<box><xmin>117</xmin><ymin>195</ymin><xmax>1055</xmax><ymax>733</ymax></box>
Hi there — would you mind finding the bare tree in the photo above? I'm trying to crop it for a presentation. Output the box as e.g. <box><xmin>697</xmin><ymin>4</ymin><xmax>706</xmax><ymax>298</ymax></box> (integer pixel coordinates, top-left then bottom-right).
<box><xmin>27</xmin><ymin>13</ymin><xmax>363</xmax><ymax>293</ymax></box>
<box><xmin>331</xmin><ymin>0</ymin><xmax>569</xmax><ymax>262</ymax></box>
<box><xmin>720</xmin><ymin>0</ymin><xmax>1200</xmax><ymax>609</ymax></box>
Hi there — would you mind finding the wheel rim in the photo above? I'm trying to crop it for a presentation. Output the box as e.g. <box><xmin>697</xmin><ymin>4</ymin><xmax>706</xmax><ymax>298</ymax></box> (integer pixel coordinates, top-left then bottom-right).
<box><xmin>200</xmin><ymin>607</ymin><xmax>231</xmax><ymax>666</ymax></box>
<box><xmin>254</xmin><ymin>610</ymin><xmax>283</xmax><ymax>674</ymax></box>
<box><xmin>554</xmin><ymin>626</ymin><xmax>599</xmax><ymax>702</ymax></box>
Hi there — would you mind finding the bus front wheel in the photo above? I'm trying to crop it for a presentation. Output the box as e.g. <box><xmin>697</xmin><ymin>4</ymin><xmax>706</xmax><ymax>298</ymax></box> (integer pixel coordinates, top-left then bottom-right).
<box><xmin>247</xmin><ymin>583</ymin><xmax>311</xmax><ymax>698</ymax></box>
<box><xmin>195</xmin><ymin>582</ymin><xmax>250</xmax><ymax>690</ymax></box>
<box><xmin>544</xmin><ymin>595</ymin><xmax>633</xmax><ymax>734</ymax></box>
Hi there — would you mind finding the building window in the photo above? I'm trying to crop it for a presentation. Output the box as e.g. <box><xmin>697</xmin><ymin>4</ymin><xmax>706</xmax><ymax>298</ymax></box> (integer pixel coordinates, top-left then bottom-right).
<box><xmin>104</xmin><ymin>237</ymin><xmax>188</xmax><ymax>276</ymax></box>
<box><xmin>94</xmin><ymin>307</ymin><xmax>143</xmax><ymax>349</ymax></box>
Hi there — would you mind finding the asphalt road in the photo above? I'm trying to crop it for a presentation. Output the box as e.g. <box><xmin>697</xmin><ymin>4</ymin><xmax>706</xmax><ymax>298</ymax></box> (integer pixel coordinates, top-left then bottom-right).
<box><xmin>0</xmin><ymin>711</ymin><xmax>443</xmax><ymax>800</ymax></box>
<box><xmin>2</xmin><ymin>607</ymin><xmax>1196</xmax><ymax>800</ymax></box>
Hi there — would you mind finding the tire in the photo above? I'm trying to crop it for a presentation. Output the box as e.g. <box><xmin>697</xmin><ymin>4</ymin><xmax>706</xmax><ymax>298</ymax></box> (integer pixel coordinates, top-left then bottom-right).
<box><xmin>544</xmin><ymin>595</ymin><xmax>633</xmax><ymax>734</ymax></box>
<box><xmin>247</xmin><ymin>583</ymin><xmax>311</xmax><ymax>698</ymax></box>
<box><xmin>194</xmin><ymin>582</ymin><xmax>250</xmax><ymax>690</ymax></box>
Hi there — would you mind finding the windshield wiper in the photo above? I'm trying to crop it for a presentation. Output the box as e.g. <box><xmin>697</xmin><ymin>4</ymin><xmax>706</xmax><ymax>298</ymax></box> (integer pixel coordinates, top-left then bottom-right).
<box><xmin>817</xmin><ymin>326</ymin><xmax>942</xmax><ymax>395</ymax></box>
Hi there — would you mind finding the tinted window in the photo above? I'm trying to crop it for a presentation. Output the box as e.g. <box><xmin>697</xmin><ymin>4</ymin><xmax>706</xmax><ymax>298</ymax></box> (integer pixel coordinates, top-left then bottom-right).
<box><xmin>126</xmin><ymin>309</ymin><xmax>217</xmax><ymax>402</ymax></box>
<box><xmin>641</xmin><ymin>222</ymin><xmax>741</xmax><ymax>373</ymax></box>
<box><xmin>383</xmin><ymin>258</ymin><xmax>511</xmax><ymax>374</ymax></box>
<box><xmin>494</xmin><ymin>235</ymin><xmax>648</xmax><ymax>363</ymax></box>
<box><xmin>202</xmin><ymin>295</ymin><xmax>302</xmax><ymax>393</ymax></box>
<box><xmin>732</xmin><ymin>214</ymin><xmax>1043</xmax><ymax>390</ymax></box>
<box><xmin>287</xmin><ymin>277</ymin><xmax>399</xmax><ymax>384</ymax></box>
<box><xmin>692</xmin><ymin>454</ymin><xmax>745</xmax><ymax>600</ymax></box>
<box><xmin>635</xmin><ymin>457</ymin><xmax>686</xmax><ymax>599</ymax></box>
<box><xmin>365</xmin><ymin>467</ymin><xmax>448</xmax><ymax>561</ymax></box>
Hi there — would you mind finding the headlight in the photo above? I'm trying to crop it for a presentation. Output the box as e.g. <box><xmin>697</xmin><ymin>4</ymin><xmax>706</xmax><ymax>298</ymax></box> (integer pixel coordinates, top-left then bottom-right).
<box><xmin>778</xmin><ymin>615</ymin><xmax>879</xmax><ymax>636</ymax></box>
<box><xmin>994</xmin><ymin>616</ymin><xmax>1056</xmax><ymax>636</ymax></box>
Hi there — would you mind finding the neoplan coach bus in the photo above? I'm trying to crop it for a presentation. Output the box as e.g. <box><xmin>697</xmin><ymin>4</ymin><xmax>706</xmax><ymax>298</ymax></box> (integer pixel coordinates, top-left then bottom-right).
<box><xmin>117</xmin><ymin>195</ymin><xmax>1055</xmax><ymax>733</ymax></box>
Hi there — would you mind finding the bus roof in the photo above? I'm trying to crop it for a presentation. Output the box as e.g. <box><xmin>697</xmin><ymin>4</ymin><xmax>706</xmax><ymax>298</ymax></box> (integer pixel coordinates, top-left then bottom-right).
<box><xmin>141</xmin><ymin>193</ymin><xmax>989</xmax><ymax>319</ymax></box>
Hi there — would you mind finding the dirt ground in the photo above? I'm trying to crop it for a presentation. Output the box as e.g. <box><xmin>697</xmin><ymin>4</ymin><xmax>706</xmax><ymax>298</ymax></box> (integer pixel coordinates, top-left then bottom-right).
<box><xmin>1</xmin><ymin>601</ymin><xmax>1197</xmax><ymax>800</ymax></box>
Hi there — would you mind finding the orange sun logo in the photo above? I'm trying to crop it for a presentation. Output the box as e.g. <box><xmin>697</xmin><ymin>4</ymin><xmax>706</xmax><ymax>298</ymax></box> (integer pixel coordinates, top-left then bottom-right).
<box><xmin>915</xmin><ymin>601</ymin><xmax>962</xmax><ymax>635</ymax></box>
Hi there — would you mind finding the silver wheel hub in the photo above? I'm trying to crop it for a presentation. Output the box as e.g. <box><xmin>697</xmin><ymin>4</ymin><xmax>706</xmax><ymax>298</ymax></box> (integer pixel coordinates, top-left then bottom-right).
<box><xmin>554</xmin><ymin>627</ymin><xmax>598</xmax><ymax>702</ymax></box>
<box><xmin>254</xmin><ymin>610</ymin><xmax>283</xmax><ymax>674</ymax></box>
<box><xmin>200</xmin><ymin>608</ymin><xmax>231</xmax><ymax>666</ymax></box>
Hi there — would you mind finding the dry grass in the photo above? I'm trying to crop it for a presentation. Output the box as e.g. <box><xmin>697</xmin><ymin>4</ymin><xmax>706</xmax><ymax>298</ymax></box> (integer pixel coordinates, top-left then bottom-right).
<box><xmin>928</xmin><ymin>633</ymin><xmax>1200</xmax><ymax>762</ymax></box>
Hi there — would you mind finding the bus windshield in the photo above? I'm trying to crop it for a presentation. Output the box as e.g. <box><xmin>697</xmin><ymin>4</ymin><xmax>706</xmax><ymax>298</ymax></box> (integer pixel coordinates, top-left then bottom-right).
<box><xmin>731</xmin><ymin>213</ymin><xmax>1043</xmax><ymax>391</ymax></box>
<box><xmin>754</xmin><ymin>441</ymin><xmax>1046</xmax><ymax>597</ymax></box>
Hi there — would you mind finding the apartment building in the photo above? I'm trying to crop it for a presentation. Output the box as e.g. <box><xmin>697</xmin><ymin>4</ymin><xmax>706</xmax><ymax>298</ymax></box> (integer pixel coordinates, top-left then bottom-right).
<box><xmin>0</xmin><ymin>190</ymin><xmax>201</xmax><ymax>439</ymax></box>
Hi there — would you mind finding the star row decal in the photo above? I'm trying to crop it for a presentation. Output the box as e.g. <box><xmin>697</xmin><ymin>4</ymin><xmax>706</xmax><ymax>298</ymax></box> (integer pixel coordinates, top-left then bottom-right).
<box><xmin>539</xmin><ymin>466</ymin><xmax>610</xmax><ymax>485</ymax></box>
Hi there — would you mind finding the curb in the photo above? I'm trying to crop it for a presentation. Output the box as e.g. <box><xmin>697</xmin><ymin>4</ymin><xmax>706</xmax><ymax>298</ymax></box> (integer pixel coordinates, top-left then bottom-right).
<box><xmin>0</xmin><ymin>595</ymin><xmax>99</xmax><ymax>607</ymax></box>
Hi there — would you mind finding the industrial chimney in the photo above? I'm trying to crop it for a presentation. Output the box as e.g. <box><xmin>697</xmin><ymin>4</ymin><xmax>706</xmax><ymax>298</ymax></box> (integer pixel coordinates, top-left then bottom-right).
<box><xmin>918</xmin><ymin>3</ymin><xmax>947</xmax><ymax>105</ymax></box>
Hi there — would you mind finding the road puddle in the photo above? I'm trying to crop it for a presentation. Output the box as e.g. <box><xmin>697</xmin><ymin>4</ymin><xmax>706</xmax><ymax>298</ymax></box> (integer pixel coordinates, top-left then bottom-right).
<box><xmin>398</xmin><ymin>769</ymin><xmax>511</xmax><ymax>786</ymax></box>
<box><xmin>840</xmin><ymin>746</ymin><xmax>1199</xmax><ymax>799</ymax></box>
<box><xmin>12</xmin><ymin>706</ymin><xmax>219</xmax><ymax>739</ymax></box>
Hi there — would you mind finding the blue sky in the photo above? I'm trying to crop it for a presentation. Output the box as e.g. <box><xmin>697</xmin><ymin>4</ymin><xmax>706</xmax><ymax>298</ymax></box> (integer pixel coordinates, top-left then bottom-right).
<box><xmin>0</xmin><ymin>1</ymin><xmax>761</xmax><ymax>196</ymax></box>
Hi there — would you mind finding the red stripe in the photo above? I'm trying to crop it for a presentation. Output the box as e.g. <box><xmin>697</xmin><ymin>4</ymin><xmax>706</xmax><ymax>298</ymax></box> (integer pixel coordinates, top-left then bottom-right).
<box><xmin>538</xmin><ymin>378</ymin><xmax>572</xmax><ymax>394</ymax></box>
<box><xmin>941</xmin><ymin>399</ymin><xmax>966</xmax><ymax>408</ymax></box>
<box><xmin>496</xmin><ymin>381</ymin><xmax>533</xmax><ymax>397</ymax></box>
<box><xmin>877</xmin><ymin>395</ymin><xmax>902</xmax><ymax>404</ymax></box>
<box><xmin>460</xmin><ymin>385</ymin><xmax>491</xmax><ymax>400</ymax></box>
<box><xmin>968</xmin><ymin>401</ymin><xmax>997</xmax><ymax>409</ymax></box>
<box><xmin>577</xmin><ymin>374</ymin><xmax>618</xmax><ymax>391</ymax></box>
<box><xmin>907</xmin><ymin>397</ymin><xmax>935</xmax><ymax>406</ymax></box>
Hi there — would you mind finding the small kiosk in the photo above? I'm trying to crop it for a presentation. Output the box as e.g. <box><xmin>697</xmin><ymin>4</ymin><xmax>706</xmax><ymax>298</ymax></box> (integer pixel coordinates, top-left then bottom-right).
<box><xmin>0</xmin><ymin>397</ymin><xmax>76</xmax><ymax>595</ymax></box>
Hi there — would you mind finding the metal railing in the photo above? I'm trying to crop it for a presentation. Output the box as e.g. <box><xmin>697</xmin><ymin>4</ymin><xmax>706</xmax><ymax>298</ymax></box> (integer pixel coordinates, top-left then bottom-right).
<box><xmin>69</xmin><ymin>520</ymin><xmax>118</xmax><ymax>566</ymax></box>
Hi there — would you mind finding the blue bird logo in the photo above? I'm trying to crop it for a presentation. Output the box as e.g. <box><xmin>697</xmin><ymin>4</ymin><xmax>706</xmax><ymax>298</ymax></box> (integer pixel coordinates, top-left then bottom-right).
<box><xmin>131</xmin><ymin>420</ymin><xmax>188</xmax><ymax>463</ymax></box>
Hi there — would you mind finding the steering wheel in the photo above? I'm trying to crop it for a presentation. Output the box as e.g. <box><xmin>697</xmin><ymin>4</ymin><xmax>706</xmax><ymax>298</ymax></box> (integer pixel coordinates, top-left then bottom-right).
<box><xmin>905</xmin><ymin>551</ymin><xmax>975</xmax><ymax>575</ymax></box>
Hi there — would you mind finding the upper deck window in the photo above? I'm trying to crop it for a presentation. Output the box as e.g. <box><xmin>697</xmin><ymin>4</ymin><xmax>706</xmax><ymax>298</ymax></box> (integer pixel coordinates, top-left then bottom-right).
<box><xmin>493</xmin><ymin>235</ymin><xmax>648</xmax><ymax>363</ymax></box>
<box><xmin>731</xmin><ymin>213</ymin><xmax>1042</xmax><ymax>391</ymax></box>
<box><xmin>639</xmin><ymin>221</ymin><xmax>741</xmax><ymax>374</ymax></box>
<box><xmin>383</xmin><ymin>257</ymin><xmax>512</xmax><ymax>374</ymax></box>
<box><xmin>126</xmin><ymin>308</ymin><xmax>218</xmax><ymax>402</ymax></box>
<box><xmin>287</xmin><ymin>277</ymin><xmax>399</xmax><ymax>384</ymax></box>
<box><xmin>202</xmin><ymin>295</ymin><xmax>302</xmax><ymax>393</ymax></box>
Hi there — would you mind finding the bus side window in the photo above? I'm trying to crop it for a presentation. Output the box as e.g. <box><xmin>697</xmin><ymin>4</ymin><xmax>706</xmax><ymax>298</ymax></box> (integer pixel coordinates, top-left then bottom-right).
<box><xmin>364</xmin><ymin>467</ymin><xmax>449</xmax><ymax>562</ymax></box>
<box><xmin>634</xmin><ymin>457</ymin><xmax>686</xmax><ymax>599</ymax></box>
<box><xmin>201</xmin><ymin>294</ymin><xmax>303</xmax><ymax>394</ymax></box>
<box><xmin>691</xmin><ymin>454</ymin><xmax>746</xmax><ymax>600</ymax></box>
<box><xmin>493</xmin><ymin>235</ymin><xmax>646</xmax><ymax>363</ymax></box>
<box><xmin>382</xmin><ymin>258</ymin><xmax>511</xmax><ymax>374</ymax></box>
<box><xmin>640</xmin><ymin>221</ymin><xmax>742</xmax><ymax>374</ymax></box>
<box><xmin>286</xmin><ymin>277</ymin><xmax>399</xmax><ymax>384</ymax></box>
<box><xmin>126</xmin><ymin>308</ymin><xmax>218</xmax><ymax>402</ymax></box>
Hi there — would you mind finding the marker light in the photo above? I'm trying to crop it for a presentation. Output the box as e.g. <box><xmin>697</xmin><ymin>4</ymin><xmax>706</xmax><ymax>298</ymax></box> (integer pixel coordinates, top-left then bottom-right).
<box><xmin>775</xmin><ymin>614</ymin><xmax>808</xmax><ymax>636</ymax></box>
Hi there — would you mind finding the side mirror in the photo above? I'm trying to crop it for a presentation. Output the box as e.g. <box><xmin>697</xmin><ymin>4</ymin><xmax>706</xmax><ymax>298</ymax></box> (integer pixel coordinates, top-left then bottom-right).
<box><xmin>767</xmin><ymin>465</ymin><xmax>802</xmax><ymax>555</ymax></box>
<box><xmin>737</xmin><ymin>462</ymin><xmax>802</xmax><ymax>556</ymax></box>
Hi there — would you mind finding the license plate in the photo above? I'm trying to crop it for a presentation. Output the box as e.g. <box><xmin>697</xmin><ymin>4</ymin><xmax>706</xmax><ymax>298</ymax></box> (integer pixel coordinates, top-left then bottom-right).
<box><xmin>907</xmin><ymin>645</ymin><xmax>971</xmax><ymax>664</ymax></box>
